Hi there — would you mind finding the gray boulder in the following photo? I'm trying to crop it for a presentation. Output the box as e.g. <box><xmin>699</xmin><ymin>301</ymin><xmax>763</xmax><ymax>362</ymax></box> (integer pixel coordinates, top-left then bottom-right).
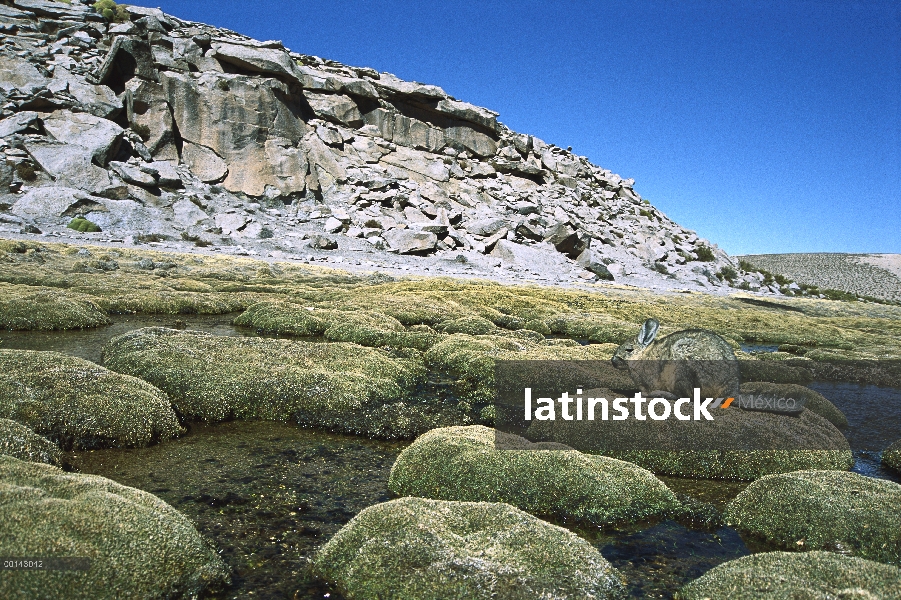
<box><xmin>464</xmin><ymin>217</ymin><xmax>508</xmax><ymax>236</ymax></box>
<box><xmin>490</xmin><ymin>239</ymin><xmax>572</xmax><ymax>273</ymax></box>
<box><xmin>92</xmin><ymin>36</ymin><xmax>159</xmax><ymax>85</ymax></box>
<box><xmin>434</xmin><ymin>98</ymin><xmax>499</xmax><ymax>131</ymax></box>
<box><xmin>0</xmin><ymin>54</ymin><xmax>48</xmax><ymax>96</ymax></box>
<box><xmin>147</xmin><ymin>160</ymin><xmax>182</xmax><ymax>187</ymax></box>
<box><xmin>308</xmin><ymin>234</ymin><xmax>338</xmax><ymax>250</ymax></box>
<box><xmin>23</xmin><ymin>140</ymin><xmax>122</xmax><ymax>196</ymax></box>
<box><xmin>41</xmin><ymin>110</ymin><xmax>124</xmax><ymax>166</ymax></box>
<box><xmin>211</xmin><ymin>41</ymin><xmax>304</xmax><ymax>82</ymax></box>
<box><xmin>11</xmin><ymin>186</ymin><xmax>97</xmax><ymax>222</ymax></box>
<box><xmin>182</xmin><ymin>141</ymin><xmax>228</xmax><ymax>182</ymax></box>
<box><xmin>108</xmin><ymin>161</ymin><xmax>158</xmax><ymax>187</ymax></box>
<box><xmin>444</xmin><ymin>124</ymin><xmax>497</xmax><ymax>157</ymax></box>
<box><xmin>126</xmin><ymin>79</ymin><xmax>178</xmax><ymax>160</ymax></box>
<box><xmin>577</xmin><ymin>248</ymin><xmax>615</xmax><ymax>280</ymax></box>
<box><xmin>383</xmin><ymin>228</ymin><xmax>437</xmax><ymax>254</ymax></box>
<box><xmin>303</xmin><ymin>91</ymin><xmax>363</xmax><ymax>127</ymax></box>
<box><xmin>12</xmin><ymin>0</ymin><xmax>90</xmax><ymax>19</ymax></box>
<box><xmin>48</xmin><ymin>67</ymin><xmax>121</xmax><ymax>119</ymax></box>
<box><xmin>545</xmin><ymin>221</ymin><xmax>589</xmax><ymax>258</ymax></box>
<box><xmin>0</xmin><ymin>111</ymin><xmax>40</xmax><ymax>138</ymax></box>
<box><xmin>0</xmin><ymin>455</ymin><xmax>229</xmax><ymax>600</ymax></box>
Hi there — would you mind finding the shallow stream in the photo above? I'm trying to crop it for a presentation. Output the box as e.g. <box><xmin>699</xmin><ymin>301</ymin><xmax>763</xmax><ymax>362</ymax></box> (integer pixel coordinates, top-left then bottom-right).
<box><xmin>3</xmin><ymin>317</ymin><xmax>899</xmax><ymax>599</ymax></box>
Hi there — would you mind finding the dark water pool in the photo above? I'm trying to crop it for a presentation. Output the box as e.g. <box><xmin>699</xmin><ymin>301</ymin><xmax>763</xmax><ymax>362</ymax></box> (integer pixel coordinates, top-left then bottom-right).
<box><xmin>4</xmin><ymin>318</ymin><xmax>901</xmax><ymax>598</ymax></box>
<box><xmin>67</xmin><ymin>419</ymin><xmax>762</xmax><ymax>599</ymax></box>
<box><xmin>0</xmin><ymin>314</ymin><xmax>252</xmax><ymax>364</ymax></box>
<box><xmin>739</xmin><ymin>343</ymin><xmax>780</xmax><ymax>353</ymax></box>
<box><xmin>67</xmin><ymin>421</ymin><xmax>403</xmax><ymax>599</ymax></box>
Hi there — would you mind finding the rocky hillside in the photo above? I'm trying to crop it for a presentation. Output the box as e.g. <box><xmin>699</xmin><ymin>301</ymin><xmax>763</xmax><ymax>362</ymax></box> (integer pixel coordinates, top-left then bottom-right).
<box><xmin>0</xmin><ymin>0</ymin><xmax>756</xmax><ymax>290</ymax></box>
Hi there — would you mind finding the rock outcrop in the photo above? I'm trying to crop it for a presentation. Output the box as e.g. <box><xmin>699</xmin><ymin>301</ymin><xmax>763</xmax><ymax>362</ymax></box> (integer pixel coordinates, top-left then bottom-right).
<box><xmin>0</xmin><ymin>0</ymin><xmax>759</xmax><ymax>290</ymax></box>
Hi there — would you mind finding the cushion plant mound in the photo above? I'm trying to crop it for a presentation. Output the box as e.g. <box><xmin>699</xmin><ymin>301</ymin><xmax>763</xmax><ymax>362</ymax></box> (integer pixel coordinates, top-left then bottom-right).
<box><xmin>388</xmin><ymin>425</ymin><xmax>681</xmax><ymax>525</ymax></box>
<box><xmin>234</xmin><ymin>301</ymin><xmax>441</xmax><ymax>350</ymax></box>
<box><xmin>102</xmin><ymin>327</ymin><xmax>444</xmax><ymax>438</ymax></box>
<box><xmin>435</xmin><ymin>315</ymin><xmax>499</xmax><ymax>335</ymax></box>
<box><xmin>0</xmin><ymin>349</ymin><xmax>184</xmax><ymax>450</ymax></box>
<box><xmin>313</xmin><ymin>497</ymin><xmax>627</xmax><ymax>600</ymax></box>
<box><xmin>0</xmin><ymin>418</ymin><xmax>61</xmax><ymax>466</ymax></box>
<box><xmin>234</xmin><ymin>300</ymin><xmax>404</xmax><ymax>335</ymax></box>
<box><xmin>725</xmin><ymin>470</ymin><xmax>901</xmax><ymax>565</ymax></box>
<box><xmin>0</xmin><ymin>455</ymin><xmax>229</xmax><ymax>600</ymax></box>
<box><xmin>883</xmin><ymin>438</ymin><xmax>901</xmax><ymax>474</ymax></box>
<box><xmin>0</xmin><ymin>283</ymin><xmax>110</xmax><ymax>330</ymax></box>
<box><xmin>740</xmin><ymin>381</ymin><xmax>848</xmax><ymax>428</ymax></box>
<box><xmin>677</xmin><ymin>551</ymin><xmax>901</xmax><ymax>600</ymax></box>
<box><xmin>66</xmin><ymin>217</ymin><xmax>101</xmax><ymax>232</ymax></box>
<box><xmin>424</xmin><ymin>333</ymin><xmax>620</xmax><ymax>402</ymax></box>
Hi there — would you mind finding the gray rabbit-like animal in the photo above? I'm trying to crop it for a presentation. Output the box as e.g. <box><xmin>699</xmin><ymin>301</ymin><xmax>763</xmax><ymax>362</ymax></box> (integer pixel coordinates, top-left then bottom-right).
<box><xmin>612</xmin><ymin>318</ymin><xmax>740</xmax><ymax>400</ymax></box>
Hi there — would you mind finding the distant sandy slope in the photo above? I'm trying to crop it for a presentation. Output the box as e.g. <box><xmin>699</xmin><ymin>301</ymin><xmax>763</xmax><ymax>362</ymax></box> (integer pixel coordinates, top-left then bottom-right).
<box><xmin>861</xmin><ymin>254</ymin><xmax>901</xmax><ymax>279</ymax></box>
<box><xmin>738</xmin><ymin>253</ymin><xmax>901</xmax><ymax>303</ymax></box>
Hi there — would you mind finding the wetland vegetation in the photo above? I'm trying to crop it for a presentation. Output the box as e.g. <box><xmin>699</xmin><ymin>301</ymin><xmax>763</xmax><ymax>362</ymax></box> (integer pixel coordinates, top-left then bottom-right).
<box><xmin>2</xmin><ymin>239</ymin><xmax>901</xmax><ymax>598</ymax></box>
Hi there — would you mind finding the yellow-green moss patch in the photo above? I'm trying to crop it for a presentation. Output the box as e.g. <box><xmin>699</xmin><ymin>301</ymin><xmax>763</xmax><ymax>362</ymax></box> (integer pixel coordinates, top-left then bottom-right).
<box><xmin>677</xmin><ymin>551</ymin><xmax>901</xmax><ymax>600</ymax></box>
<box><xmin>0</xmin><ymin>283</ymin><xmax>110</xmax><ymax>330</ymax></box>
<box><xmin>884</xmin><ymin>439</ymin><xmax>901</xmax><ymax>474</ymax></box>
<box><xmin>0</xmin><ymin>349</ymin><xmax>184</xmax><ymax>450</ymax></box>
<box><xmin>725</xmin><ymin>470</ymin><xmax>901</xmax><ymax>565</ymax></box>
<box><xmin>0</xmin><ymin>418</ymin><xmax>61</xmax><ymax>466</ymax></box>
<box><xmin>234</xmin><ymin>301</ymin><xmax>441</xmax><ymax>350</ymax></box>
<box><xmin>102</xmin><ymin>327</ymin><xmax>460</xmax><ymax>438</ymax></box>
<box><xmin>313</xmin><ymin>497</ymin><xmax>627</xmax><ymax>600</ymax></box>
<box><xmin>0</xmin><ymin>455</ymin><xmax>229</xmax><ymax>599</ymax></box>
<box><xmin>388</xmin><ymin>425</ymin><xmax>681</xmax><ymax>526</ymax></box>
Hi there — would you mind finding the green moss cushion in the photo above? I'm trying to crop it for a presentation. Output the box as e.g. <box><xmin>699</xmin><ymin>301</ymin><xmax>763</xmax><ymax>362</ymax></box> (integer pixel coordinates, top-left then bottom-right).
<box><xmin>314</xmin><ymin>497</ymin><xmax>627</xmax><ymax>600</ymax></box>
<box><xmin>678</xmin><ymin>551</ymin><xmax>901</xmax><ymax>599</ymax></box>
<box><xmin>725</xmin><ymin>470</ymin><xmax>901</xmax><ymax>565</ymax></box>
<box><xmin>0</xmin><ymin>349</ymin><xmax>184</xmax><ymax>450</ymax></box>
<box><xmin>0</xmin><ymin>455</ymin><xmax>229</xmax><ymax>599</ymax></box>
<box><xmin>388</xmin><ymin>425</ymin><xmax>680</xmax><ymax>525</ymax></box>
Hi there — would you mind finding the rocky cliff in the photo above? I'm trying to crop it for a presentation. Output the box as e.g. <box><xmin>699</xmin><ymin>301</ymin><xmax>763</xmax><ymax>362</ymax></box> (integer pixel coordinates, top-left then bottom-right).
<box><xmin>0</xmin><ymin>0</ymin><xmax>754</xmax><ymax>290</ymax></box>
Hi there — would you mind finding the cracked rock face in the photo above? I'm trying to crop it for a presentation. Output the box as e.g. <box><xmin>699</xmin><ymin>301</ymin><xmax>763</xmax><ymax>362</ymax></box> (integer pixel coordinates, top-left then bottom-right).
<box><xmin>0</xmin><ymin>0</ymin><xmax>759</xmax><ymax>291</ymax></box>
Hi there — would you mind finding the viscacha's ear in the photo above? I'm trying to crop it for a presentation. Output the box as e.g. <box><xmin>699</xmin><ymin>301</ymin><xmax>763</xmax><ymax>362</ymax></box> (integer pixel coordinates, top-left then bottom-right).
<box><xmin>637</xmin><ymin>318</ymin><xmax>659</xmax><ymax>346</ymax></box>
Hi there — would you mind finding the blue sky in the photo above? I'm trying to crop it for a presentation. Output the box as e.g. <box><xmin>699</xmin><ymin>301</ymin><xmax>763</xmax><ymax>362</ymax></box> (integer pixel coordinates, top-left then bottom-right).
<box><xmin>142</xmin><ymin>0</ymin><xmax>900</xmax><ymax>255</ymax></box>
